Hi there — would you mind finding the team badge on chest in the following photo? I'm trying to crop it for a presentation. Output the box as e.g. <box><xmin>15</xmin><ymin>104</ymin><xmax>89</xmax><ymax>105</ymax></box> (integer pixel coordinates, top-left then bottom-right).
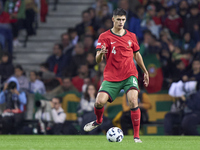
<box><xmin>128</xmin><ymin>40</ymin><xmax>132</xmax><ymax>48</ymax></box>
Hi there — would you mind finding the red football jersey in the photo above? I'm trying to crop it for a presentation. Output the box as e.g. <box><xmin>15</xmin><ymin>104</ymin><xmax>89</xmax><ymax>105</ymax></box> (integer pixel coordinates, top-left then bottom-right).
<box><xmin>96</xmin><ymin>29</ymin><xmax>140</xmax><ymax>82</ymax></box>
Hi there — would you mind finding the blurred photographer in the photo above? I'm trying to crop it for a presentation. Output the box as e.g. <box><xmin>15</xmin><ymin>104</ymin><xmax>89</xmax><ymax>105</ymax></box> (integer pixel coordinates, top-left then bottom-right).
<box><xmin>35</xmin><ymin>100</ymin><xmax>52</xmax><ymax>134</ymax></box>
<box><xmin>0</xmin><ymin>81</ymin><xmax>27</xmax><ymax>134</ymax></box>
<box><xmin>46</xmin><ymin>97</ymin><xmax>66</xmax><ymax>134</ymax></box>
<box><xmin>164</xmin><ymin>81</ymin><xmax>200</xmax><ymax>135</ymax></box>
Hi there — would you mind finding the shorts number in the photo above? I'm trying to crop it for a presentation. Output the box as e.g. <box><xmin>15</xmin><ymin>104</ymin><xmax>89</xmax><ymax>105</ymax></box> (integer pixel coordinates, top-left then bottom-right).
<box><xmin>133</xmin><ymin>78</ymin><xmax>137</xmax><ymax>86</ymax></box>
<box><xmin>112</xmin><ymin>46</ymin><xmax>116</xmax><ymax>55</ymax></box>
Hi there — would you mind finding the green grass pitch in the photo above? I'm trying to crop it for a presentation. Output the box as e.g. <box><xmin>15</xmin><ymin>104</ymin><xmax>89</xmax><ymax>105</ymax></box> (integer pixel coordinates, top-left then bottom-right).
<box><xmin>0</xmin><ymin>135</ymin><xmax>199</xmax><ymax>150</ymax></box>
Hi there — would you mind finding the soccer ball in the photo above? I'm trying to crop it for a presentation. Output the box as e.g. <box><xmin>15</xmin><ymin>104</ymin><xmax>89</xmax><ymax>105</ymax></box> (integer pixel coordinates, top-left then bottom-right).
<box><xmin>106</xmin><ymin>127</ymin><xmax>124</xmax><ymax>142</ymax></box>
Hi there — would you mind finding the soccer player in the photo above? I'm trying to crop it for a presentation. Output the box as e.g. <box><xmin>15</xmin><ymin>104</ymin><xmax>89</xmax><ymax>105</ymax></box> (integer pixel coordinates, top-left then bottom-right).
<box><xmin>84</xmin><ymin>8</ymin><xmax>149</xmax><ymax>143</ymax></box>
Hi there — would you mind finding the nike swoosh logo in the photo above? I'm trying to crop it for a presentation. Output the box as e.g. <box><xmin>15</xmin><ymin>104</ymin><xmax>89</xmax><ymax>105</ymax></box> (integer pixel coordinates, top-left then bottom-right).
<box><xmin>134</xmin><ymin>119</ymin><xmax>139</xmax><ymax>121</ymax></box>
<box><xmin>111</xmin><ymin>42</ymin><xmax>116</xmax><ymax>44</ymax></box>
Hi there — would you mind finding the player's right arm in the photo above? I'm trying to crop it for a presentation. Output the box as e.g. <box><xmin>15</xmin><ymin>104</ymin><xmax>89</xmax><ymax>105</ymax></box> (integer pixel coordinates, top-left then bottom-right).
<box><xmin>96</xmin><ymin>43</ymin><xmax>108</xmax><ymax>63</ymax></box>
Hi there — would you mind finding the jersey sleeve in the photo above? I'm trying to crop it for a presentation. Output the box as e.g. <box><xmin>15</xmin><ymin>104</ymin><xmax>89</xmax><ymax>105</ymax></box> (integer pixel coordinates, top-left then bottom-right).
<box><xmin>132</xmin><ymin>33</ymin><xmax>140</xmax><ymax>53</ymax></box>
<box><xmin>96</xmin><ymin>33</ymin><xmax>108</xmax><ymax>51</ymax></box>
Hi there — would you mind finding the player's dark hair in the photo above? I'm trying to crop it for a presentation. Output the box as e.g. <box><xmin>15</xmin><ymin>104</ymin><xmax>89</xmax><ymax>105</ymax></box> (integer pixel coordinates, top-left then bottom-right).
<box><xmin>113</xmin><ymin>8</ymin><xmax>126</xmax><ymax>16</ymax></box>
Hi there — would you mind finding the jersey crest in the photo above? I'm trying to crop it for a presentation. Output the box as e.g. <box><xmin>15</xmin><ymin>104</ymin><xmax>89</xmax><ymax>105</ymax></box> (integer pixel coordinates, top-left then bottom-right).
<box><xmin>128</xmin><ymin>40</ymin><xmax>132</xmax><ymax>47</ymax></box>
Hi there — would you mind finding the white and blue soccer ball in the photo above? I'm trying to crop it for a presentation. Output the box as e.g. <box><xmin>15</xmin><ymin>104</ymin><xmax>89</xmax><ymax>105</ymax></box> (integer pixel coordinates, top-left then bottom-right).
<box><xmin>106</xmin><ymin>127</ymin><xmax>124</xmax><ymax>142</ymax></box>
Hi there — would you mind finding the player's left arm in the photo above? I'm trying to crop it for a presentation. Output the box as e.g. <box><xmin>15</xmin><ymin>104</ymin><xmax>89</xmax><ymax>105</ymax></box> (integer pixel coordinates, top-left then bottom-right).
<box><xmin>134</xmin><ymin>51</ymin><xmax>149</xmax><ymax>87</ymax></box>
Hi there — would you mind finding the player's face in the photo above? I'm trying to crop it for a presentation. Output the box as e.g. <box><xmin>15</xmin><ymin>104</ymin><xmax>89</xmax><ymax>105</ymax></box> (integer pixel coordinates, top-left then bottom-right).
<box><xmin>112</xmin><ymin>15</ymin><xmax>126</xmax><ymax>29</ymax></box>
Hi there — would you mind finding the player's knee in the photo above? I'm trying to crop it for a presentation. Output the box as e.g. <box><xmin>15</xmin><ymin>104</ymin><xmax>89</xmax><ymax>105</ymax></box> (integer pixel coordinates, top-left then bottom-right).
<box><xmin>129</xmin><ymin>96</ymin><xmax>138</xmax><ymax>104</ymax></box>
<box><xmin>128</xmin><ymin>96</ymin><xmax>138</xmax><ymax>108</ymax></box>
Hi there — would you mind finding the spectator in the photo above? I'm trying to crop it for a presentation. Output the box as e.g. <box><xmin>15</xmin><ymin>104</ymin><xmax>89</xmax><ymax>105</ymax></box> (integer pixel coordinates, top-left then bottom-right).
<box><xmin>79</xmin><ymin>84</ymin><xmax>96</xmax><ymax>114</ymax></box>
<box><xmin>83</xmin><ymin>35</ymin><xmax>95</xmax><ymax>54</ymax></box>
<box><xmin>179</xmin><ymin>32</ymin><xmax>195</xmax><ymax>51</ymax></box>
<box><xmin>0</xmin><ymin>1</ymin><xmax>10</xmax><ymax>24</ymax></box>
<box><xmin>68</xmin><ymin>42</ymin><xmax>87</xmax><ymax>77</ymax></box>
<box><xmin>47</xmin><ymin>97</ymin><xmax>66</xmax><ymax>135</ymax></box>
<box><xmin>192</xmin><ymin>23</ymin><xmax>200</xmax><ymax>43</ymax></box>
<box><xmin>170</xmin><ymin>60</ymin><xmax>187</xmax><ymax>82</ymax></box>
<box><xmin>39</xmin><ymin>62</ymin><xmax>55</xmax><ymax>80</ymax></box>
<box><xmin>152</xmin><ymin>6</ymin><xmax>166</xmax><ymax>27</ymax></box>
<box><xmin>182</xmin><ymin>59</ymin><xmax>200</xmax><ymax>82</ymax></box>
<box><xmin>92</xmin><ymin>61</ymin><xmax>105</xmax><ymax>90</ymax></box>
<box><xmin>178</xmin><ymin>0</ymin><xmax>189</xmax><ymax>23</ymax></box>
<box><xmin>79</xmin><ymin>84</ymin><xmax>96</xmax><ymax>126</ymax></box>
<box><xmin>160</xmin><ymin>29</ymin><xmax>173</xmax><ymax>50</ymax></box>
<box><xmin>88</xmin><ymin>7</ymin><xmax>100</xmax><ymax>28</ymax></box>
<box><xmin>29</xmin><ymin>71</ymin><xmax>46</xmax><ymax>94</ymax></box>
<box><xmin>164</xmin><ymin>89</ymin><xmax>200</xmax><ymax>135</ymax></box>
<box><xmin>185</xmin><ymin>5</ymin><xmax>200</xmax><ymax>36</ymax></box>
<box><xmin>86</xmin><ymin>52</ymin><xmax>96</xmax><ymax>78</ymax></box>
<box><xmin>61</xmin><ymin>33</ymin><xmax>73</xmax><ymax>55</ymax></box>
<box><xmin>129</xmin><ymin>5</ymin><xmax>145</xmax><ymax>41</ymax></box>
<box><xmin>78</xmin><ymin>83</ymin><xmax>112</xmax><ymax>134</ymax></box>
<box><xmin>82</xmin><ymin>77</ymin><xmax>91</xmax><ymax>93</ymax></box>
<box><xmin>139</xmin><ymin>31</ymin><xmax>162</xmax><ymax>56</ymax></box>
<box><xmin>92</xmin><ymin>0</ymin><xmax>113</xmax><ymax>15</ymax></box>
<box><xmin>0</xmin><ymin>81</ymin><xmax>27</xmax><ymax>134</ymax></box>
<box><xmin>0</xmin><ymin>52</ymin><xmax>14</xmax><ymax>83</ymax></box>
<box><xmin>193</xmin><ymin>41</ymin><xmax>200</xmax><ymax>58</ymax></box>
<box><xmin>48</xmin><ymin>77</ymin><xmax>78</xmax><ymax>97</ymax></box>
<box><xmin>68</xmin><ymin>28</ymin><xmax>79</xmax><ymax>46</ymax></box>
<box><xmin>40</xmin><ymin>0</ymin><xmax>48</xmax><ymax>22</ymax></box>
<box><xmin>52</xmin><ymin>0</ymin><xmax>58</xmax><ymax>11</ymax></box>
<box><xmin>7</xmin><ymin>65</ymin><xmax>29</xmax><ymax>92</ymax></box>
<box><xmin>139</xmin><ymin>30</ymin><xmax>153</xmax><ymax>56</ymax></box>
<box><xmin>145</xmin><ymin>0</ymin><xmax>163</xmax><ymax>12</ymax></box>
<box><xmin>24</xmin><ymin>0</ymin><xmax>38</xmax><ymax>36</ymax></box>
<box><xmin>101</xmin><ymin>16</ymin><xmax>112</xmax><ymax>31</ymax></box>
<box><xmin>96</xmin><ymin>2</ymin><xmax>111</xmax><ymax>22</ymax></box>
<box><xmin>46</xmin><ymin>43</ymin><xmax>67</xmax><ymax>77</ymax></box>
<box><xmin>0</xmin><ymin>1</ymin><xmax>13</xmax><ymax>53</ymax></box>
<box><xmin>164</xmin><ymin>6</ymin><xmax>183</xmax><ymax>40</ymax></box>
<box><xmin>120</xmin><ymin>91</ymin><xmax>152</xmax><ymax>135</ymax></box>
<box><xmin>4</xmin><ymin>0</ymin><xmax>26</xmax><ymax>47</ymax></box>
<box><xmin>61</xmin><ymin>33</ymin><xmax>74</xmax><ymax>66</ymax></box>
<box><xmin>72</xmin><ymin>64</ymin><xmax>89</xmax><ymax>92</ymax></box>
<box><xmin>118</xmin><ymin>0</ymin><xmax>134</xmax><ymax>29</ymax></box>
<box><xmin>141</xmin><ymin>4</ymin><xmax>161</xmax><ymax>38</ymax></box>
<box><xmin>76</xmin><ymin>10</ymin><xmax>94</xmax><ymax>37</ymax></box>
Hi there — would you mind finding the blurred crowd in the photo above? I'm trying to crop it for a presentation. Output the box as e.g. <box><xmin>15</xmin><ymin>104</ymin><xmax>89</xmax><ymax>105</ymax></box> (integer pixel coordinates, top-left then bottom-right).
<box><xmin>0</xmin><ymin>0</ymin><xmax>48</xmax><ymax>51</ymax></box>
<box><xmin>0</xmin><ymin>0</ymin><xmax>200</xmax><ymax>135</ymax></box>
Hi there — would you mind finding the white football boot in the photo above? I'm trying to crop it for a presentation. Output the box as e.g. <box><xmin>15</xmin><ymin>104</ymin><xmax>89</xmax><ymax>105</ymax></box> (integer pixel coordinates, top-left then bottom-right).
<box><xmin>84</xmin><ymin>121</ymin><xmax>102</xmax><ymax>132</ymax></box>
<box><xmin>134</xmin><ymin>138</ymin><xmax>142</xmax><ymax>143</ymax></box>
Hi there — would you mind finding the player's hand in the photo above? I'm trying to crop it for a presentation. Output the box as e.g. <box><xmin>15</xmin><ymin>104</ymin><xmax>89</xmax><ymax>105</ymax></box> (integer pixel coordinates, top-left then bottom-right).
<box><xmin>100</xmin><ymin>43</ymin><xmax>108</xmax><ymax>54</ymax></box>
<box><xmin>143</xmin><ymin>72</ymin><xmax>149</xmax><ymax>87</ymax></box>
